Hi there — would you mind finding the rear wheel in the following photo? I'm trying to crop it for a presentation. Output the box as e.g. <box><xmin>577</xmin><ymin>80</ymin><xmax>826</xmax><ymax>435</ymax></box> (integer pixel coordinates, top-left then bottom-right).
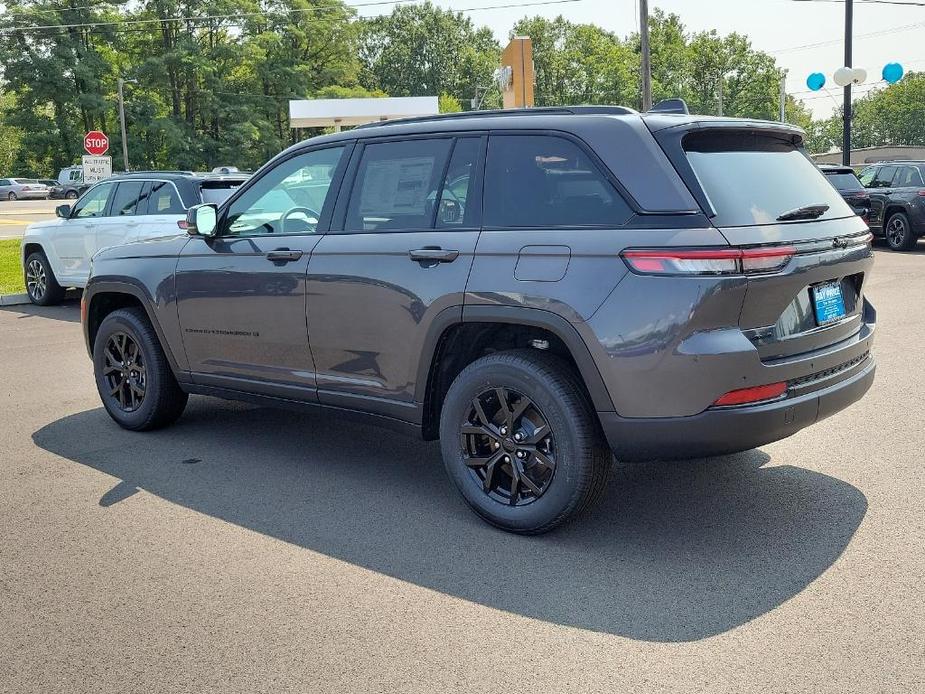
<box><xmin>885</xmin><ymin>211</ymin><xmax>917</xmax><ymax>251</ymax></box>
<box><xmin>25</xmin><ymin>251</ymin><xmax>65</xmax><ymax>305</ymax></box>
<box><xmin>93</xmin><ymin>307</ymin><xmax>188</xmax><ymax>431</ymax></box>
<box><xmin>439</xmin><ymin>349</ymin><xmax>611</xmax><ymax>534</ymax></box>
<box><xmin>65</xmin><ymin>190</ymin><xmax>78</xmax><ymax>200</ymax></box>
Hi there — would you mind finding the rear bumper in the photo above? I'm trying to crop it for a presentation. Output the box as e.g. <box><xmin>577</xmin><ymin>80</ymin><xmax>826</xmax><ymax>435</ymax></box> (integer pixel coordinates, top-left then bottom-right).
<box><xmin>12</xmin><ymin>192</ymin><xmax>48</xmax><ymax>200</ymax></box>
<box><xmin>599</xmin><ymin>357</ymin><xmax>875</xmax><ymax>461</ymax></box>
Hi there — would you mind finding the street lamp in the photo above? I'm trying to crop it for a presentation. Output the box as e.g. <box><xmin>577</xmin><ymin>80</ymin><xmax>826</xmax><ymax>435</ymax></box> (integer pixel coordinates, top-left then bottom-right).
<box><xmin>117</xmin><ymin>77</ymin><xmax>138</xmax><ymax>172</ymax></box>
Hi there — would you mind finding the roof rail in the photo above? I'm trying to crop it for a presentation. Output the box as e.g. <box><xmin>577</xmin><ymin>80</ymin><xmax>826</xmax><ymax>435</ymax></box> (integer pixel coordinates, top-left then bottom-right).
<box><xmin>120</xmin><ymin>170</ymin><xmax>195</xmax><ymax>176</ymax></box>
<box><xmin>354</xmin><ymin>105</ymin><xmax>637</xmax><ymax>129</ymax></box>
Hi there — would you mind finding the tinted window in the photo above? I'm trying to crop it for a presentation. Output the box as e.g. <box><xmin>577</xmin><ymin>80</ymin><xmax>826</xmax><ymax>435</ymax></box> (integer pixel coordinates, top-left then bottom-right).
<box><xmin>147</xmin><ymin>182</ymin><xmax>185</xmax><ymax>214</ymax></box>
<box><xmin>894</xmin><ymin>166</ymin><xmax>924</xmax><ymax>187</ymax></box>
<box><xmin>73</xmin><ymin>183</ymin><xmax>114</xmax><ymax>218</ymax></box>
<box><xmin>437</xmin><ymin>138</ymin><xmax>481</xmax><ymax>228</ymax></box>
<box><xmin>109</xmin><ymin>181</ymin><xmax>146</xmax><ymax>216</ymax></box>
<box><xmin>684</xmin><ymin>132</ymin><xmax>852</xmax><ymax>227</ymax></box>
<box><xmin>199</xmin><ymin>180</ymin><xmax>245</xmax><ymax>205</ymax></box>
<box><xmin>858</xmin><ymin>167</ymin><xmax>876</xmax><ymax>187</ymax></box>
<box><xmin>824</xmin><ymin>172</ymin><xmax>863</xmax><ymax>191</ymax></box>
<box><xmin>870</xmin><ymin>166</ymin><xmax>897</xmax><ymax>188</ymax></box>
<box><xmin>226</xmin><ymin>146</ymin><xmax>345</xmax><ymax>237</ymax></box>
<box><xmin>483</xmin><ymin>135</ymin><xmax>631</xmax><ymax>228</ymax></box>
<box><xmin>345</xmin><ymin>139</ymin><xmax>451</xmax><ymax>232</ymax></box>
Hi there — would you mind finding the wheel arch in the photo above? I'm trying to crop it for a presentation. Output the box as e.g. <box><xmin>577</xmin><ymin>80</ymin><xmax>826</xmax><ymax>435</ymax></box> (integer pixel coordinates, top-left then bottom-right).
<box><xmin>416</xmin><ymin>305</ymin><xmax>615</xmax><ymax>440</ymax></box>
<box><xmin>84</xmin><ymin>280</ymin><xmax>184</xmax><ymax>377</ymax></box>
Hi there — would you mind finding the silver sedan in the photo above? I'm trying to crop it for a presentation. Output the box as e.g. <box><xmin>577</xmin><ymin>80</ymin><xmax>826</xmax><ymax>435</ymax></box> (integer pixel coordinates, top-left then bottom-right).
<box><xmin>0</xmin><ymin>178</ymin><xmax>49</xmax><ymax>200</ymax></box>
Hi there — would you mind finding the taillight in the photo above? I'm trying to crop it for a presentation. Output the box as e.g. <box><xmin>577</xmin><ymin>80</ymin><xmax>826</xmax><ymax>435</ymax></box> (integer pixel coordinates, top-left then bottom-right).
<box><xmin>853</xmin><ymin>191</ymin><xmax>868</xmax><ymax>198</ymax></box>
<box><xmin>917</xmin><ymin>190</ymin><xmax>925</xmax><ymax>197</ymax></box>
<box><xmin>177</xmin><ymin>220</ymin><xmax>189</xmax><ymax>229</ymax></box>
<box><xmin>622</xmin><ymin>246</ymin><xmax>795</xmax><ymax>276</ymax></box>
<box><xmin>714</xmin><ymin>382</ymin><xmax>787</xmax><ymax>407</ymax></box>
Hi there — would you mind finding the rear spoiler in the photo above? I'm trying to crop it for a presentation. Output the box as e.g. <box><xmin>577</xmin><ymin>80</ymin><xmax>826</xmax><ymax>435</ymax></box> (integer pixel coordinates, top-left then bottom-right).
<box><xmin>648</xmin><ymin>98</ymin><xmax>689</xmax><ymax>115</ymax></box>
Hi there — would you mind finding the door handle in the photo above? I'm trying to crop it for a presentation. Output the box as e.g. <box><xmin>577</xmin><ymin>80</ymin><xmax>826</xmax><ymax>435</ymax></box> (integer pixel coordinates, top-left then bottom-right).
<box><xmin>266</xmin><ymin>249</ymin><xmax>303</xmax><ymax>262</ymax></box>
<box><xmin>409</xmin><ymin>248</ymin><xmax>459</xmax><ymax>264</ymax></box>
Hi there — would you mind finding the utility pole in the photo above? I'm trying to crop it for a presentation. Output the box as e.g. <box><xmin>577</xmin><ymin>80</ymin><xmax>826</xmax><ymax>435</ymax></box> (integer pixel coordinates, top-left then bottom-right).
<box><xmin>780</xmin><ymin>70</ymin><xmax>787</xmax><ymax>122</ymax></box>
<box><xmin>639</xmin><ymin>0</ymin><xmax>652</xmax><ymax>111</ymax></box>
<box><xmin>117</xmin><ymin>78</ymin><xmax>137</xmax><ymax>172</ymax></box>
<box><xmin>843</xmin><ymin>0</ymin><xmax>853</xmax><ymax>165</ymax></box>
<box><xmin>717</xmin><ymin>77</ymin><xmax>723</xmax><ymax>117</ymax></box>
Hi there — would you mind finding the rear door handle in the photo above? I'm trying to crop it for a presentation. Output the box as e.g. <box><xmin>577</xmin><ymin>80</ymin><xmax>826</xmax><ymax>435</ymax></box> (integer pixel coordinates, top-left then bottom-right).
<box><xmin>409</xmin><ymin>248</ymin><xmax>459</xmax><ymax>263</ymax></box>
<box><xmin>266</xmin><ymin>249</ymin><xmax>303</xmax><ymax>262</ymax></box>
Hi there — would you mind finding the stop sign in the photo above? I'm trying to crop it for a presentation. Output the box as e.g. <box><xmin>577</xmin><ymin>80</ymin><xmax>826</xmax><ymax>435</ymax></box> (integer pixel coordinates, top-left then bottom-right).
<box><xmin>84</xmin><ymin>131</ymin><xmax>109</xmax><ymax>156</ymax></box>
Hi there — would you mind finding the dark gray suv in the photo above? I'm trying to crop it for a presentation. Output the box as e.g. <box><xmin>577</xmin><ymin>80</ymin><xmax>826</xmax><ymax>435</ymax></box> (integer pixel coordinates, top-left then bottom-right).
<box><xmin>81</xmin><ymin>107</ymin><xmax>876</xmax><ymax>533</ymax></box>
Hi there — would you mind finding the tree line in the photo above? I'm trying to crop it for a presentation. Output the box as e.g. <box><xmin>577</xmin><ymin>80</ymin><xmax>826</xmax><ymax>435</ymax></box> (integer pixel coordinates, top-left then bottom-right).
<box><xmin>0</xmin><ymin>1</ymin><xmax>922</xmax><ymax>176</ymax></box>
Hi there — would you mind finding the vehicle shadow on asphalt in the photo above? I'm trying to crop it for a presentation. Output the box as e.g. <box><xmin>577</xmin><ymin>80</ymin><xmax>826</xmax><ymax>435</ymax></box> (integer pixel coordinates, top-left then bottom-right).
<box><xmin>32</xmin><ymin>397</ymin><xmax>867</xmax><ymax>643</ymax></box>
<box><xmin>0</xmin><ymin>296</ymin><xmax>81</xmax><ymax>322</ymax></box>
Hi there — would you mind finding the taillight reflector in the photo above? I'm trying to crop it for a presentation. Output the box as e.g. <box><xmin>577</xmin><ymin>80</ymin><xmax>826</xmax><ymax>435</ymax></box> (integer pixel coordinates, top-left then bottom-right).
<box><xmin>714</xmin><ymin>382</ymin><xmax>787</xmax><ymax>407</ymax></box>
<box><xmin>622</xmin><ymin>246</ymin><xmax>795</xmax><ymax>276</ymax></box>
<box><xmin>177</xmin><ymin>220</ymin><xmax>189</xmax><ymax>229</ymax></box>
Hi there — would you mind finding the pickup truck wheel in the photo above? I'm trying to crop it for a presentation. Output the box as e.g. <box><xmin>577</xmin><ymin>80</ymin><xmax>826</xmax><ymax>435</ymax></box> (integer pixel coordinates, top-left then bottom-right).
<box><xmin>440</xmin><ymin>349</ymin><xmax>612</xmax><ymax>534</ymax></box>
<box><xmin>93</xmin><ymin>307</ymin><xmax>188</xmax><ymax>431</ymax></box>
<box><xmin>24</xmin><ymin>251</ymin><xmax>65</xmax><ymax>305</ymax></box>
<box><xmin>885</xmin><ymin>212</ymin><xmax>917</xmax><ymax>251</ymax></box>
<box><xmin>65</xmin><ymin>190</ymin><xmax>78</xmax><ymax>200</ymax></box>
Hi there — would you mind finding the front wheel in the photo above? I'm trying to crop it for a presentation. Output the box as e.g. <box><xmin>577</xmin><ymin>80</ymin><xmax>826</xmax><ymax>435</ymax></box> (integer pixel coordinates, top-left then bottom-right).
<box><xmin>93</xmin><ymin>307</ymin><xmax>188</xmax><ymax>431</ymax></box>
<box><xmin>439</xmin><ymin>349</ymin><xmax>612</xmax><ymax>534</ymax></box>
<box><xmin>7</xmin><ymin>192</ymin><xmax>17</xmax><ymax>201</ymax></box>
<box><xmin>65</xmin><ymin>190</ymin><xmax>78</xmax><ymax>200</ymax></box>
<box><xmin>25</xmin><ymin>251</ymin><xmax>65</xmax><ymax>305</ymax></box>
<box><xmin>885</xmin><ymin>212</ymin><xmax>918</xmax><ymax>251</ymax></box>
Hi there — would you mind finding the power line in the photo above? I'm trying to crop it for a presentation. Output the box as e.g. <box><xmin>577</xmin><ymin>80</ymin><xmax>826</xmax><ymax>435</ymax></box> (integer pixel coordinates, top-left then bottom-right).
<box><xmin>768</xmin><ymin>19</ymin><xmax>925</xmax><ymax>52</ymax></box>
<box><xmin>0</xmin><ymin>0</ymin><xmax>584</xmax><ymax>33</ymax></box>
<box><xmin>788</xmin><ymin>0</ymin><xmax>925</xmax><ymax>6</ymax></box>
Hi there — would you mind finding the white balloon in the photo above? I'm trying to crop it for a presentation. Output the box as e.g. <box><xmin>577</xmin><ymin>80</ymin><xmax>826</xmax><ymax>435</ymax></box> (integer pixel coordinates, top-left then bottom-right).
<box><xmin>833</xmin><ymin>66</ymin><xmax>854</xmax><ymax>87</ymax></box>
<box><xmin>851</xmin><ymin>67</ymin><xmax>867</xmax><ymax>84</ymax></box>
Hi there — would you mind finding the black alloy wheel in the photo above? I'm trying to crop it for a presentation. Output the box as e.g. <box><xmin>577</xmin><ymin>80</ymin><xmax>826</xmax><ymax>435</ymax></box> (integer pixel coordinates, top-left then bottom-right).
<box><xmin>101</xmin><ymin>332</ymin><xmax>147</xmax><ymax>412</ymax></box>
<box><xmin>461</xmin><ymin>386</ymin><xmax>556</xmax><ymax>506</ymax></box>
<box><xmin>886</xmin><ymin>212</ymin><xmax>916</xmax><ymax>251</ymax></box>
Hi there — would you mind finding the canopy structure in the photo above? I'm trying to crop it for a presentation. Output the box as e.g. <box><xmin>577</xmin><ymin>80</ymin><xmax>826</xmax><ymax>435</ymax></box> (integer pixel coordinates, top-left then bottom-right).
<box><xmin>289</xmin><ymin>96</ymin><xmax>440</xmax><ymax>132</ymax></box>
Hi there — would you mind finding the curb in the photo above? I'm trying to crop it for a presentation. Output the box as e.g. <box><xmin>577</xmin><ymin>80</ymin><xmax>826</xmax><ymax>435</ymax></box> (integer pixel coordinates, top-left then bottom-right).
<box><xmin>0</xmin><ymin>293</ymin><xmax>30</xmax><ymax>306</ymax></box>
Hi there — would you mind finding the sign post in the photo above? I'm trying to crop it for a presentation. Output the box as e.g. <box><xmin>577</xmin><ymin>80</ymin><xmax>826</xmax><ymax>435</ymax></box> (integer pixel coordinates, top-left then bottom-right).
<box><xmin>82</xmin><ymin>131</ymin><xmax>111</xmax><ymax>184</ymax></box>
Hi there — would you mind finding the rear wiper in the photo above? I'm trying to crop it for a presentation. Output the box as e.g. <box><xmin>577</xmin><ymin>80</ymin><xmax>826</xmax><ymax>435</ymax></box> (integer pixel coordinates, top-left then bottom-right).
<box><xmin>776</xmin><ymin>203</ymin><xmax>830</xmax><ymax>221</ymax></box>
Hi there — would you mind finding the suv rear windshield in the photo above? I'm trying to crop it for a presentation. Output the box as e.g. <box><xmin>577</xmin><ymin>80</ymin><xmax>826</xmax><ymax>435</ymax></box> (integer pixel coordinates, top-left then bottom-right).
<box><xmin>684</xmin><ymin>131</ymin><xmax>852</xmax><ymax>227</ymax></box>
<box><xmin>824</xmin><ymin>171</ymin><xmax>863</xmax><ymax>191</ymax></box>
<box><xmin>199</xmin><ymin>178</ymin><xmax>245</xmax><ymax>205</ymax></box>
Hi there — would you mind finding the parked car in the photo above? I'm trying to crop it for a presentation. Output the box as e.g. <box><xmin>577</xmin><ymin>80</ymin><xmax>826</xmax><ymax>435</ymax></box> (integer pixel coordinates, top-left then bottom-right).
<box><xmin>857</xmin><ymin>161</ymin><xmax>925</xmax><ymax>250</ymax></box>
<box><xmin>80</xmin><ymin>106</ymin><xmax>876</xmax><ymax>534</ymax></box>
<box><xmin>819</xmin><ymin>164</ymin><xmax>870</xmax><ymax>223</ymax></box>
<box><xmin>37</xmin><ymin>178</ymin><xmax>58</xmax><ymax>189</ymax></box>
<box><xmin>48</xmin><ymin>166</ymin><xmax>85</xmax><ymax>200</ymax></box>
<box><xmin>22</xmin><ymin>171</ymin><xmax>247</xmax><ymax>304</ymax></box>
<box><xmin>0</xmin><ymin>178</ymin><xmax>49</xmax><ymax>200</ymax></box>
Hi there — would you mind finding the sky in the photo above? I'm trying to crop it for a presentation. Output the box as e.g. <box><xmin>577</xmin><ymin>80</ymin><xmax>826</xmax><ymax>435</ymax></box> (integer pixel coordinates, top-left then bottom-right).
<box><xmin>361</xmin><ymin>0</ymin><xmax>925</xmax><ymax>119</ymax></box>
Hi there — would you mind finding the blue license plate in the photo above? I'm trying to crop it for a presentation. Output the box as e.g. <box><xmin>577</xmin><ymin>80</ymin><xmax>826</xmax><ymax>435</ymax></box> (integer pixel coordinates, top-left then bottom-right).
<box><xmin>812</xmin><ymin>281</ymin><xmax>847</xmax><ymax>325</ymax></box>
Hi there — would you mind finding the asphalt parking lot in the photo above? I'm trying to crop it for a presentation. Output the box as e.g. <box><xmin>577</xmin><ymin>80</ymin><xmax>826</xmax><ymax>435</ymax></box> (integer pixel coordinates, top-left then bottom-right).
<box><xmin>1</xmin><ymin>245</ymin><xmax>922</xmax><ymax>693</ymax></box>
<box><xmin>0</xmin><ymin>199</ymin><xmax>58</xmax><ymax>239</ymax></box>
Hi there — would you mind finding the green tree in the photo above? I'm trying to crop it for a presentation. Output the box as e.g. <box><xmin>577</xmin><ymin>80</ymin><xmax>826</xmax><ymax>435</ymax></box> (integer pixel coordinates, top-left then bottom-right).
<box><xmin>358</xmin><ymin>2</ymin><xmax>499</xmax><ymax>107</ymax></box>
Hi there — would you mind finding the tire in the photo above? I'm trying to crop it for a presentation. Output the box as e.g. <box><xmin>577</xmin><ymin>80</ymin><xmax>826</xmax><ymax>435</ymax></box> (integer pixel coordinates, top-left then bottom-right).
<box><xmin>24</xmin><ymin>251</ymin><xmax>65</xmax><ymax>305</ymax></box>
<box><xmin>93</xmin><ymin>307</ymin><xmax>188</xmax><ymax>431</ymax></box>
<box><xmin>65</xmin><ymin>190</ymin><xmax>78</xmax><ymax>200</ymax></box>
<box><xmin>885</xmin><ymin>211</ymin><xmax>918</xmax><ymax>251</ymax></box>
<box><xmin>7</xmin><ymin>192</ymin><xmax>17</xmax><ymax>201</ymax></box>
<box><xmin>439</xmin><ymin>349</ymin><xmax>612</xmax><ymax>534</ymax></box>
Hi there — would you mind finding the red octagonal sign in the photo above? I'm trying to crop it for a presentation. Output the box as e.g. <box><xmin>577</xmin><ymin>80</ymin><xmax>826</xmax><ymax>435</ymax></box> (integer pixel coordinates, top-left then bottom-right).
<box><xmin>84</xmin><ymin>130</ymin><xmax>109</xmax><ymax>156</ymax></box>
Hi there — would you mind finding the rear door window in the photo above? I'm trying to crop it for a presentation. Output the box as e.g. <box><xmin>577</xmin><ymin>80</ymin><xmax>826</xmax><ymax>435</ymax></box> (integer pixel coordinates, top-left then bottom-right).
<box><xmin>483</xmin><ymin>134</ymin><xmax>632</xmax><ymax>228</ymax></box>
<box><xmin>345</xmin><ymin>138</ymin><xmax>452</xmax><ymax>232</ymax></box>
<box><xmin>147</xmin><ymin>181</ymin><xmax>185</xmax><ymax>214</ymax></box>
<box><xmin>894</xmin><ymin>166</ymin><xmax>924</xmax><ymax>187</ymax></box>
<box><xmin>684</xmin><ymin>131</ymin><xmax>852</xmax><ymax>227</ymax></box>
<box><xmin>109</xmin><ymin>181</ymin><xmax>146</xmax><ymax>216</ymax></box>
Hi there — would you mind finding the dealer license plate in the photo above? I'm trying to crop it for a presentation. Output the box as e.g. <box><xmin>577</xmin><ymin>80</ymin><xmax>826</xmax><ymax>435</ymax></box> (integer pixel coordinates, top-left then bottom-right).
<box><xmin>812</xmin><ymin>281</ymin><xmax>847</xmax><ymax>326</ymax></box>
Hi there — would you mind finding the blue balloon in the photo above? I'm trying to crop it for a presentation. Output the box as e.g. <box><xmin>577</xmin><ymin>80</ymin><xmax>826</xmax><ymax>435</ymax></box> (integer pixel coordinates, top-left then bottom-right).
<box><xmin>882</xmin><ymin>62</ymin><xmax>904</xmax><ymax>84</ymax></box>
<box><xmin>806</xmin><ymin>72</ymin><xmax>826</xmax><ymax>91</ymax></box>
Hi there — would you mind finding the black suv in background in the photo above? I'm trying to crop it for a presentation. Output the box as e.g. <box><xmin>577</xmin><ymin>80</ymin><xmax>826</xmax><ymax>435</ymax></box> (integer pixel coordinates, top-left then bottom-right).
<box><xmin>858</xmin><ymin>161</ymin><xmax>925</xmax><ymax>250</ymax></box>
<box><xmin>81</xmin><ymin>107</ymin><xmax>876</xmax><ymax>533</ymax></box>
<box><xmin>820</xmin><ymin>164</ymin><xmax>871</xmax><ymax>224</ymax></box>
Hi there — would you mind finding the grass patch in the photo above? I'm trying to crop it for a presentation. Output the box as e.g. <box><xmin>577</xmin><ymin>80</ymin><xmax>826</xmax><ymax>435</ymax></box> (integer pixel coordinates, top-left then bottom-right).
<box><xmin>0</xmin><ymin>239</ymin><xmax>24</xmax><ymax>295</ymax></box>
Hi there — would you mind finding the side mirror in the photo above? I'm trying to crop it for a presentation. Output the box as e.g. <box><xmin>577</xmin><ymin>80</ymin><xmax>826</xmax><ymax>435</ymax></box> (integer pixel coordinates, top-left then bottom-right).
<box><xmin>186</xmin><ymin>204</ymin><xmax>218</xmax><ymax>237</ymax></box>
<box><xmin>55</xmin><ymin>204</ymin><xmax>71</xmax><ymax>219</ymax></box>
